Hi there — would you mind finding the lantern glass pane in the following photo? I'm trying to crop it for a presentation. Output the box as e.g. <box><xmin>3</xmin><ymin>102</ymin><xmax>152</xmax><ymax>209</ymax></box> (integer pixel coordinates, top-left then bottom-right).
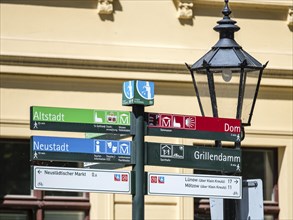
<box><xmin>241</xmin><ymin>70</ymin><xmax>260</xmax><ymax>124</ymax></box>
<box><xmin>213</xmin><ymin>72</ymin><xmax>240</xmax><ymax>119</ymax></box>
<box><xmin>195</xmin><ymin>70</ymin><xmax>241</xmax><ymax>119</ymax></box>
<box><xmin>195</xmin><ymin>69</ymin><xmax>260</xmax><ymax>124</ymax></box>
<box><xmin>194</xmin><ymin>72</ymin><xmax>213</xmax><ymax>117</ymax></box>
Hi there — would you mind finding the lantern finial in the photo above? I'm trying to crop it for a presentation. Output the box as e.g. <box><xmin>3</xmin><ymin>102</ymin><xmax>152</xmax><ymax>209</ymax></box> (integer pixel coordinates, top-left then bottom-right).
<box><xmin>222</xmin><ymin>0</ymin><xmax>231</xmax><ymax>17</ymax></box>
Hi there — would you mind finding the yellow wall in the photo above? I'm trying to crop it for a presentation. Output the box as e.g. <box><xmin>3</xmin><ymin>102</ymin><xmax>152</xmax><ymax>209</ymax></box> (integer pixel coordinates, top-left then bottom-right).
<box><xmin>1</xmin><ymin>0</ymin><xmax>292</xmax><ymax>219</ymax></box>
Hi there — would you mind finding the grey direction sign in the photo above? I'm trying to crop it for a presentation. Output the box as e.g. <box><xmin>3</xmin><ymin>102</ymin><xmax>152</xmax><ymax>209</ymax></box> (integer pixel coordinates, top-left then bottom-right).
<box><xmin>32</xmin><ymin>166</ymin><xmax>132</xmax><ymax>194</ymax></box>
<box><xmin>145</xmin><ymin>142</ymin><xmax>241</xmax><ymax>173</ymax></box>
<box><xmin>147</xmin><ymin>172</ymin><xmax>242</xmax><ymax>199</ymax></box>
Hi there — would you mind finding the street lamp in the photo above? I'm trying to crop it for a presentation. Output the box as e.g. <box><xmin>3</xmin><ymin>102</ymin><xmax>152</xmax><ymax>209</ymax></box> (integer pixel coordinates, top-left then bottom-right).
<box><xmin>186</xmin><ymin>0</ymin><xmax>268</xmax><ymax>141</ymax></box>
<box><xmin>186</xmin><ymin>1</ymin><xmax>268</xmax><ymax>218</ymax></box>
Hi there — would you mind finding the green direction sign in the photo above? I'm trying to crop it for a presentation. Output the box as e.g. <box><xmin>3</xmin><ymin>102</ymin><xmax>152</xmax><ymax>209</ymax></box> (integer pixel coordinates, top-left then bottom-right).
<box><xmin>30</xmin><ymin>106</ymin><xmax>131</xmax><ymax>134</ymax></box>
<box><xmin>145</xmin><ymin>142</ymin><xmax>241</xmax><ymax>173</ymax></box>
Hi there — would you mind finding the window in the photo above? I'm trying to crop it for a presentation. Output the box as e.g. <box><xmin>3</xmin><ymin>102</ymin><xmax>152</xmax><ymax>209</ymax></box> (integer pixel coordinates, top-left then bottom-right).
<box><xmin>0</xmin><ymin>211</ymin><xmax>32</xmax><ymax>220</ymax></box>
<box><xmin>0</xmin><ymin>139</ymin><xmax>31</xmax><ymax>196</ymax></box>
<box><xmin>194</xmin><ymin>147</ymin><xmax>279</xmax><ymax>220</ymax></box>
<box><xmin>0</xmin><ymin>139</ymin><xmax>90</xmax><ymax>220</ymax></box>
<box><xmin>44</xmin><ymin>211</ymin><xmax>85</xmax><ymax>220</ymax></box>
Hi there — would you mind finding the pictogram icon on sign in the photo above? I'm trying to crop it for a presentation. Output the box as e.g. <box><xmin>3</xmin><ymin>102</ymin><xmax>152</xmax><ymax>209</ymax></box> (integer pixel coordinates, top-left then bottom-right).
<box><xmin>184</xmin><ymin>116</ymin><xmax>196</xmax><ymax>129</ymax></box>
<box><xmin>173</xmin><ymin>116</ymin><xmax>184</xmax><ymax>128</ymax></box>
<box><xmin>114</xmin><ymin>174</ymin><xmax>121</xmax><ymax>181</ymax></box>
<box><xmin>158</xmin><ymin>176</ymin><xmax>165</xmax><ymax>184</ymax></box>
<box><xmin>161</xmin><ymin>115</ymin><xmax>172</xmax><ymax>127</ymax></box>
<box><xmin>123</xmin><ymin>81</ymin><xmax>134</xmax><ymax>99</ymax></box>
<box><xmin>151</xmin><ymin>176</ymin><xmax>157</xmax><ymax>183</ymax></box>
<box><xmin>122</xmin><ymin>174</ymin><xmax>128</xmax><ymax>182</ymax></box>
<box><xmin>160</xmin><ymin>144</ymin><xmax>172</xmax><ymax>157</ymax></box>
<box><xmin>136</xmin><ymin>81</ymin><xmax>154</xmax><ymax>100</ymax></box>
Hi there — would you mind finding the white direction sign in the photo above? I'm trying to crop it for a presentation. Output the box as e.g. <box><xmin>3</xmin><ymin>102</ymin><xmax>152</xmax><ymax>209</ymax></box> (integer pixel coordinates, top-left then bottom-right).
<box><xmin>32</xmin><ymin>166</ymin><xmax>131</xmax><ymax>194</ymax></box>
<box><xmin>147</xmin><ymin>172</ymin><xmax>242</xmax><ymax>199</ymax></box>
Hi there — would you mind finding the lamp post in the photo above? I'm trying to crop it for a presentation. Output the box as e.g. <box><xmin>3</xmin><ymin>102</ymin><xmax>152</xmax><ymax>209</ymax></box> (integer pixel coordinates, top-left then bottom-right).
<box><xmin>185</xmin><ymin>0</ymin><xmax>268</xmax><ymax>219</ymax></box>
<box><xmin>186</xmin><ymin>0</ymin><xmax>268</xmax><ymax>147</ymax></box>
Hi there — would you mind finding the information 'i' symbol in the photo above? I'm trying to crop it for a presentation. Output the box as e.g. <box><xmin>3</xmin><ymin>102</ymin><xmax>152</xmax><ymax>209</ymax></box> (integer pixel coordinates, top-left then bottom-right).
<box><xmin>95</xmin><ymin>141</ymin><xmax>100</xmax><ymax>153</ymax></box>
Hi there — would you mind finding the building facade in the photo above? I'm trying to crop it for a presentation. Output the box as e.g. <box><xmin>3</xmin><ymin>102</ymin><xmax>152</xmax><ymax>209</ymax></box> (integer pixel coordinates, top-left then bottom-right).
<box><xmin>0</xmin><ymin>0</ymin><xmax>292</xmax><ymax>219</ymax></box>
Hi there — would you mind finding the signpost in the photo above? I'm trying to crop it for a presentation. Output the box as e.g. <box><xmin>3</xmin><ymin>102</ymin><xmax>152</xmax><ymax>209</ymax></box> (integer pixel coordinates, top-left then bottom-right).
<box><xmin>123</xmin><ymin>80</ymin><xmax>155</xmax><ymax>220</ymax></box>
<box><xmin>146</xmin><ymin>112</ymin><xmax>241</xmax><ymax>142</ymax></box>
<box><xmin>146</xmin><ymin>142</ymin><xmax>241</xmax><ymax>173</ymax></box>
<box><xmin>29</xmin><ymin>80</ymin><xmax>245</xmax><ymax>220</ymax></box>
<box><xmin>31</xmin><ymin>136</ymin><xmax>134</xmax><ymax>164</ymax></box>
<box><xmin>30</xmin><ymin>106</ymin><xmax>131</xmax><ymax>134</ymax></box>
<box><xmin>32</xmin><ymin>166</ymin><xmax>132</xmax><ymax>194</ymax></box>
<box><xmin>147</xmin><ymin>172</ymin><xmax>242</xmax><ymax>199</ymax></box>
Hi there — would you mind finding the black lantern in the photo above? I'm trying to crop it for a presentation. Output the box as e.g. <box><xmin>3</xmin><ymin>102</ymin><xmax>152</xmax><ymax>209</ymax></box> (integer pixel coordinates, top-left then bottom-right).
<box><xmin>186</xmin><ymin>0</ymin><xmax>268</xmax><ymax>128</ymax></box>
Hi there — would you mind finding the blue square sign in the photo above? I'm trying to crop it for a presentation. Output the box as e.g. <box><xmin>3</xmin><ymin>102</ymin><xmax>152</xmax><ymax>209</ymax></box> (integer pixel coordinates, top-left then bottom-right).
<box><xmin>122</xmin><ymin>80</ymin><xmax>154</xmax><ymax>106</ymax></box>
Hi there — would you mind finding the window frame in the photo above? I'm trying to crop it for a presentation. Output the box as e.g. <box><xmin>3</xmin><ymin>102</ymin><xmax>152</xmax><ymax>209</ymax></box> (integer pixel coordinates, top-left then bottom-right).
<box><xmin>194</xmin><ymin>146</ymin><xmax>279</xmax><ymax>219</ymax></box>
<box><xmin>0</xmin><ymin>138</ymin><xmax>90</xmax><ymax>220</ymax></box>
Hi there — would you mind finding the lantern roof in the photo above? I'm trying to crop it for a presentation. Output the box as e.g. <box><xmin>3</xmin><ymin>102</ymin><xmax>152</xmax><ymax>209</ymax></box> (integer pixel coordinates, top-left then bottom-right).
<box><xmin>191</xmin><ymin>0</ymin><xmax>264</xmax><ymax>71</ymax></box>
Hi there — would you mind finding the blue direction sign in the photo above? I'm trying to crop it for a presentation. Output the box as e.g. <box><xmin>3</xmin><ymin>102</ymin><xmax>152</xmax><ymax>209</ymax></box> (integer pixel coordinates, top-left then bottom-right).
<box><xmin>31</xmin><ymin>136</ymin><xmax>134</xmax><ymax>164</ymax></box>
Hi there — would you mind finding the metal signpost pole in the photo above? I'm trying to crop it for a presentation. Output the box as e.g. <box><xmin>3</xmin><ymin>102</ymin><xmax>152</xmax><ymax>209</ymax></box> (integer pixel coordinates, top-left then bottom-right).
<box><xmin>122</xmin><ymin>80</ymin><xmax>154</xmax><ymax>220</ymax></box>
<box><xmin>132</xmin><ymin>105</ymin><xmax>145</xmax><ymax>220</ymax></box>
<box><xmin>224</xmin><ymin>183</ymin><xmax>236</xmax><ymax>219</ymax></box>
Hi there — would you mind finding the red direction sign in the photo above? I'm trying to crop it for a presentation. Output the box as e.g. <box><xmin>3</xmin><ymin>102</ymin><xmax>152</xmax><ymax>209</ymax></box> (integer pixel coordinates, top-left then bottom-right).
<box><xmin>146</xmin><ymin>113</ymin><xmax>241</xmax><ymax>142</ymax></box>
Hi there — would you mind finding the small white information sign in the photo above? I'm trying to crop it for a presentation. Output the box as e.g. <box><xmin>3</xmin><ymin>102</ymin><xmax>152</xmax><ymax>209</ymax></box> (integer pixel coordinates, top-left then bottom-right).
<box><xmin>237</xmin><ymin>179</ymin><xmax>264</xmax><ymax>219</ymax></box>
<box><xmin>148</xmin><ymin>172</ymin><xmax>242</xmax><ymax>199</ymax></box>
<box><xmin>32</xmin><ymin>166</ymin><xmax>131</xmax><ymax>194</ymax></box>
